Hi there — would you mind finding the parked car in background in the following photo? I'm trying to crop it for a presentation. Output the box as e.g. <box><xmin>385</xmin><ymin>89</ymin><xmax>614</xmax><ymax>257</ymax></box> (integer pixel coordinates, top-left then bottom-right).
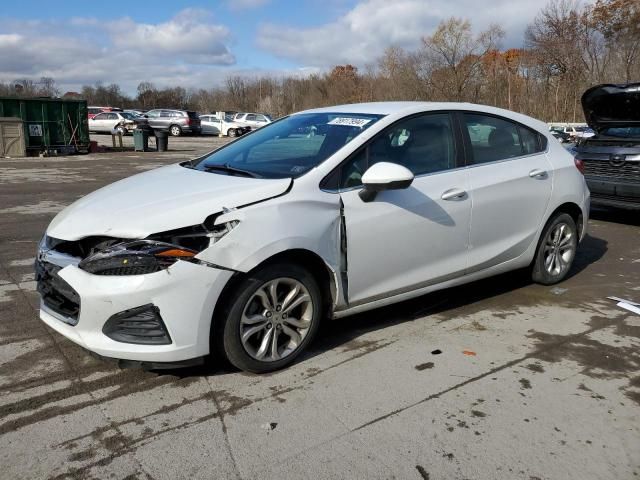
<box><xmin>124</xmin><ymin>109</ymin><xmax>146</xmax><ymax>117</ymax></box>
<box><xmin>200</xmin><ymin>115</ymin><xmax>251</xmax><ymax>137</ymax></box>
<box><xmin>575</xmin><ymin>83</ymin><xmax>640</xmax><ymax>209</ymax></box>
<box><xmin>560</xmin><ymin>125</ymin><xmax>594</xmax><ymax>140</ymax></box>
<box><xmin>145</xmin><ymin>109</ymin><xmax>201</xmax><ymax>136</ymax></box>
<box><xmin>233</xmin><ymin>112</ymin><xmax>272</xmax><ymax>130</ymax></box>
<box><xmin>88</xmin><ymin>106</ymin><xmax>122</xmax><ymax>120</ymax></box>
<box><xmin>550</xmin><ymin>130</ymin><xmax>572</xmax><ymax>143</ymax></box>
<box><xmin>573</xmin><ymin>126</ymin><xmax>595</xmax><ymax>140</ymax></box>
<box><xmin>88</xmin><ymin>111</ymin><xmax>147</xmax><ymax>135</ymax></box>
<box><xmin>37</xmin><ymin>102</ymin><xmax>588</xmax><ymax>373</ymax></box>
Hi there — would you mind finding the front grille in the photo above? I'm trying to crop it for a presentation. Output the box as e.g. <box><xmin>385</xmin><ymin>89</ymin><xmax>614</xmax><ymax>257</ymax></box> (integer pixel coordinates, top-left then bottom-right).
<box><xmin>35</xmin><ymin>259</ymin><xmax>80</xmax><ymax>324</ymax></box>
<box><xmin>92</xmin><ymin>265</ymin><xmax>160</xmax><ymax>276</ymax></box>
<box><xmin>583</xmin><ymin>160</ymin><xmax>640</xmax><ymax>183</ymax></box>
<box><xmin>103</xmin><ymin>305</ymin><xmax>172</xmax><ymax>345</ymax></box>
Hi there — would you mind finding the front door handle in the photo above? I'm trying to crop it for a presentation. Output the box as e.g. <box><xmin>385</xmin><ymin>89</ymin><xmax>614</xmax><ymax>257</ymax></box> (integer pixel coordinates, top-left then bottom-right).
<box><xmin>441</xmin><ymin>188</ymin><xmax>467</xmax><ymax>201</ymax></box>
<box><xmin>529</xmin><ymin>169</ymin><xmax>548</xmax><ymax>179</ymax></box>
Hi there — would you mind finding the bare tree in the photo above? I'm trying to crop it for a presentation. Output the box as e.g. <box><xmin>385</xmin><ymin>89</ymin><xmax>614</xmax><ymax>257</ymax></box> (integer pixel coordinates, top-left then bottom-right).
<box><xmin>421</xmin><ymin>18</ymin><xmax>504</xmax><ymax>101</ymax></box>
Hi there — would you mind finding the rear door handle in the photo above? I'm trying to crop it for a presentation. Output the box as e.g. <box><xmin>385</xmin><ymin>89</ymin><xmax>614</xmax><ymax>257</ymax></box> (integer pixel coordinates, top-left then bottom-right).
<box><xmin>441</xmin><ymin>188</ymin><xmax>467</xmax><ymax>201</ymax></box>
<box><xmin>529</xmin><ymin>169</ymin><xmax>548</xmax><ymax>179</ymax></box>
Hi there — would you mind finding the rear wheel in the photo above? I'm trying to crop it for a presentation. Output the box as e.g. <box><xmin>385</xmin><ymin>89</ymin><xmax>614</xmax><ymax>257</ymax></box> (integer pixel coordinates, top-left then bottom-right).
<box><xmin>531</xmin><ymin>213</ymin><xmax>578</xmax><ymax>285</ymax></box>
<box><xmin>216</xmin><ymin>263</ymin><xmax>322</xmax><ymax>373</ymax></box>
<box><xmin>228</xmin><ymin>128</ymin><xmax>237</xmax><ymax>137</ymax></box>
<box><xmin>169</xmin><ymin>125</ymin><xmax>182</xmax><ymax>137</ymax></box>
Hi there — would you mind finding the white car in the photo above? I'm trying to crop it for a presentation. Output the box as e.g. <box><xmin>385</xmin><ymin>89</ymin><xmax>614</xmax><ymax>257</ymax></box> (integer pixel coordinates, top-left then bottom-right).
<box><xmin>234</xmin><ymin>112</ymin><xmax>272</xmax><ymax>129</ymax></box>
<box><xmin>89</xmin><ymin>111</ymin><xmax>143</xmax><ymax>135</ymax></box>
<box><xmin>200</xmin><ymin>115</ymin><xmax>249</xmax><ymax>137</ymax></box>
<box><xmin>561</xmin><ymin>125</ymin><xmax>595</xmax><ymax>140</ymax></box>
<box><xmin>36</xmin><ymin>102</ymin><xmax>589</xmax><ymax>373</ymax></box>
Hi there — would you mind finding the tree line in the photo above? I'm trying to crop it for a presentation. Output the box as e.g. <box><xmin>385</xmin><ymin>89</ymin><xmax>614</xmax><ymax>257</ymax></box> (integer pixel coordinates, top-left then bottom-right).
<box><xmin>1</xmin><ymin>0</ymin><xmax>637</xmax><ymax>122</ymax></box>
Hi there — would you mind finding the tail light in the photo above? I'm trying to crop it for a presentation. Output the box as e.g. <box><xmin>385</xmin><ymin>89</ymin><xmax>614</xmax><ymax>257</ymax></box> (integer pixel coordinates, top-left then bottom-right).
<box><xmin>574</xmin><ymin>158</ymin><xmax>585</xmax><ymax>175</ymax></box>
<box><xmin>185</xmin><ymin>117</ymin><xmax>191</xmax><ymax>125</ymax></box>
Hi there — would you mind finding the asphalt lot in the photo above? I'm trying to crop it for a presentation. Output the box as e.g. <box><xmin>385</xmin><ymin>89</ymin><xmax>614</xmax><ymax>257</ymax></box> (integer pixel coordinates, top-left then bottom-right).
<box><xmin>1</xmin><ymin>134</ymin><xmax>639</xmax><ymax>480</ymax></box>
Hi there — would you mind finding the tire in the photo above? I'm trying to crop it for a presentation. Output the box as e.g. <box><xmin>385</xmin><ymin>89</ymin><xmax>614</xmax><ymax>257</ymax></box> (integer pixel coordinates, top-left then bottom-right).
<box><xmin>169</xmin><ymin>125</ymin><xmax>182</xmax><ymax>137</ymax></box>
<box><xmin>115</xmin><ymin>126</ymin><xmax>126</xmax><ymax>136</ymax></box>
<box><xmin>531</xmin><ymin>212</ymin><xmax>578</xmax><ymax>285</ymax></box>
<box><xmin>216</xmin><ymin>263</ymin><xmax>323</xmax><ymax>373</ymax></box>
<box><xmin>228</xmin><ymin>128</ymin><xmax>237</xmax><ymax>138</ymax></box>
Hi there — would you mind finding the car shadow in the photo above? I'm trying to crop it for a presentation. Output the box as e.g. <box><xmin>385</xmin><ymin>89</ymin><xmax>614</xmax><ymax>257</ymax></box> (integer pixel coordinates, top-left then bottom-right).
<box><xmin>568</xmin><ymin>233</ymin><xmax>608</xmax><ymax>278</ymax></box>
<box><xmin>376</xmin><ymin>187</ymin><xmax>456</xmax><ymax>226</ymax></box>
<box><xmin>160</xmin><ymin>232</ymin><xmax>608</xmax><ymax>379</ymax></box>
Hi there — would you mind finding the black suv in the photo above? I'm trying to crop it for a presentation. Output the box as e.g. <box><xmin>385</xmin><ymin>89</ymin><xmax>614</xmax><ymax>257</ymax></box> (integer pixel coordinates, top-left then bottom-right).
<box><xmin>145</xmin><ymin>109</ymin><xmax>201</xmax><ymax>136</ymax></box>
<box><xmin>575</xmin><ymin>83</ymin><xmax>640</xmax><ymax>209</ymax></box>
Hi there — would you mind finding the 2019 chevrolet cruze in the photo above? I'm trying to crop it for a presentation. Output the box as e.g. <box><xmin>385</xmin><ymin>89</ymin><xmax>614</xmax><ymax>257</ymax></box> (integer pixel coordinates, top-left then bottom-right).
<box><xmin>36</xmin><ymin>102</ymin><xmax>590</xmax><ymax>373</ymax></box>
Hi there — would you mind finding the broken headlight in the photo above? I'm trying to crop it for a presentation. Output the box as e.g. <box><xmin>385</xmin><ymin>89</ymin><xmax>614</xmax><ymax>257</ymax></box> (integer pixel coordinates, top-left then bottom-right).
<box><xmin>78</xmin><ymin>240</ymin><xmax>198</xmax><ymax>275</ymax></box>
<box><xmin>78</xmin><ymin>220</ymin><xmax>240</xmax><ymax>276</ymax></box>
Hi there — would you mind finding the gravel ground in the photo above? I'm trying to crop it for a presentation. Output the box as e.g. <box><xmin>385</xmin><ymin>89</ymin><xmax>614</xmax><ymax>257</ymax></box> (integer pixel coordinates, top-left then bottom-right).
<box><xmin>0</xmin><ymin>134</ymin><xmax>639</xmax><ymax>480</ymax></box>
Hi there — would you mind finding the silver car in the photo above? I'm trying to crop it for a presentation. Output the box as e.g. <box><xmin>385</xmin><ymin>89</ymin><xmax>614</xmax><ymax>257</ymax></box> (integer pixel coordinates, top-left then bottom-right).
<box><xmin>233</xmin><ymin>112</ymin><xmax>272</xmax><ymax>129</ymax></box>
<box><xmin>200</xmin><ymin>115</ymin><xmax>250</xmax><ymax>137</ymax></box>
<box><xmin>145</xmin><ymin>109</ymin><xmax>202</xmax><ymax>136</ymax></box>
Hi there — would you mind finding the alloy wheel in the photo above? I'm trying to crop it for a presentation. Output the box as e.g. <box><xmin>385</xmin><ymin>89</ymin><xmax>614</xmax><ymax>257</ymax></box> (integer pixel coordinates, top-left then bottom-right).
<box><xmin>239</xmin><ymin>278</ymin><xmax>313</xmax><ymax>362</ymax></box>
<box><xmin>543</xmin><ymin>222</ymin><xmax>575</xmax><ymax>277</ymax></box>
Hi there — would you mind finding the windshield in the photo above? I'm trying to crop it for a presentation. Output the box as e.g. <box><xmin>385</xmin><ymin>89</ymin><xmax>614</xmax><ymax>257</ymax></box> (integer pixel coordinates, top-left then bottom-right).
<box><xmin>192</xmin><ymin>112</ymin><xmax>384</xmax><ymax>179</ymax></box>
<box><xmin>600</xmin><ymin>127</ymin><xmax>640</xmax><ymax>138</ymax></box>
<box><xmin>121</xmin><ymin>112</ymin><xmax>137</xmax><ymax>120</ymax></box>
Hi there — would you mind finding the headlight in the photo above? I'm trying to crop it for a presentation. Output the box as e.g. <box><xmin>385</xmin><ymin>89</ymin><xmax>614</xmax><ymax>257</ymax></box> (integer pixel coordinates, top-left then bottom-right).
<box><xmin>78</xmin><ymin>240</ymin><xmax>198</xmax><ymax>275</ymax></box>
<box><xmin>77</xmin><ymin>220</ymin><xmax>240</xmax><ymax>276</ymax></box>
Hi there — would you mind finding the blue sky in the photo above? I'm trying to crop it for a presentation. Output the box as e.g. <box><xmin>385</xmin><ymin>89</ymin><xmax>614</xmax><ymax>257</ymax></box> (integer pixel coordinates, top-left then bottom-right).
<box><xmin>0</xmin><ymin>0</ymin><xmax>546</xmax><ymax>94</ymax></box>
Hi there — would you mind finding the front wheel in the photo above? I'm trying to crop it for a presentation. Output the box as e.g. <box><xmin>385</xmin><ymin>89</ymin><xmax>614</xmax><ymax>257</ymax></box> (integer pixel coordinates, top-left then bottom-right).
<box><xmin>216</xmin><ymin>263</ymin><xmax>322</xmax><ymax>373</ymax></box>
<box><xmin>531</xmin><ymin>213</ymin><xmax>578</xmax><ymax>285</ymax></box>
<box><xmin>228</xmin><ymin>128</ymin><xmax>237</xmax><ymax>137</ymax></box>
<box><xmin>115</xmin><ymin>126</ymin><xmax>126</xmax><ymax>136</ymax></box>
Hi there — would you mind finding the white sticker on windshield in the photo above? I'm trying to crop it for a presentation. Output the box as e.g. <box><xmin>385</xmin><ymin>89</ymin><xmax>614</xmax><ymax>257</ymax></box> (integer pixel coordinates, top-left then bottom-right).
<box><xmin>328</xmin><ymin>117</ymin><xmax>372</xmax><ymax>127</ymax></box>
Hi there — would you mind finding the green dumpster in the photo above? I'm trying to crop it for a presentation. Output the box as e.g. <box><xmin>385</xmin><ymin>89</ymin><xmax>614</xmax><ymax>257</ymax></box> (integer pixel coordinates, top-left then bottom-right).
<box><xmin>0</xmin><ymin>97</ymin><xmax>90</xmax><ymax>154</ymax></box>
<box><xmin>133</xmin><ymin>128</ymin><xmax>149</xmax><ymax>152</ymax></box>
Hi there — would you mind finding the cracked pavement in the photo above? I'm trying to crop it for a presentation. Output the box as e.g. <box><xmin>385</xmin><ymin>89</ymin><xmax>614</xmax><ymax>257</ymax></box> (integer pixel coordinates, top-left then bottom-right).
<box><xmin>1</xmin><ymin>135</ymin><xmax>639</xmax><ymax>479</ymax></box>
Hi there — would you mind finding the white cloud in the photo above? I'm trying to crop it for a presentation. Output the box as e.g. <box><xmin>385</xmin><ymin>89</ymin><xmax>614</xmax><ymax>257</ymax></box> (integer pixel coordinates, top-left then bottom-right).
<box><xmin>0</xmin><ymin>33</ymin><xmax>100</xmax><ymax>76</ymax></box>
<box><xmin>257</xmin><ymin>0</ymin><xmax>545</xmax><ymax>67</ymax></box>
<box><xmin>0</xmin><ymin>10</ymin><xmax>237</xmax><ymax>93</ymax></box>
<box><xmin>108</xmin><ymin>9</ymin><xmax>234</xmax><ymax>65</ymax></box>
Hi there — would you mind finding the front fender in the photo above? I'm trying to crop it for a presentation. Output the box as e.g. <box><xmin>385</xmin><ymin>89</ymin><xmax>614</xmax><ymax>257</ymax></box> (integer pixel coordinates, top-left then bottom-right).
<box><xmin>196</xmin><ymin>197</ymin><xmax>342</xmax><ymax>274</ymax></box>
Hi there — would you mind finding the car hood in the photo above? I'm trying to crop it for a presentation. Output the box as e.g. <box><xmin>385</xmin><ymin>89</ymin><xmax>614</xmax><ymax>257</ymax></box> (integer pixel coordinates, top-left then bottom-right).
<box><xmin>581</xmin><ymin>83</ymin><xmax>640</xmax><ymax>133</ymax></box>
<box><xmin>47</xmin><ymin>164</ymin><xmax>291</xmax><ymax>241</ymax></box>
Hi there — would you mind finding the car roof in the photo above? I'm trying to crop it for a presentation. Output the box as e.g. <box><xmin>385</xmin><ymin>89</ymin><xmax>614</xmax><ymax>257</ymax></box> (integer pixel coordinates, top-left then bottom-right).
<box><xmin>296</xmin><ymin>101</ymin><xmax>549</xmax><ymax>133</ymax></box>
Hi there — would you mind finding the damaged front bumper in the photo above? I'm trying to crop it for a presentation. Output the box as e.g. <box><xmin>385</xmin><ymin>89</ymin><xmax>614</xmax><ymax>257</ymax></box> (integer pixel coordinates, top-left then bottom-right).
<box><xmin>39</xmin><ymin>259</ymin><xmax>234</xmax><ymax>363</ymax></box>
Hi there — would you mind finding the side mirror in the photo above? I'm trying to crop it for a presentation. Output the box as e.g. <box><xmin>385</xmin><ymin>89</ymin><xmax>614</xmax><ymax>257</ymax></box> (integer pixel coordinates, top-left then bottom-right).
<box><xmin>359</xmin><ymin>162</ymin><xmax>414</xmax><ymax>202</ymax></box>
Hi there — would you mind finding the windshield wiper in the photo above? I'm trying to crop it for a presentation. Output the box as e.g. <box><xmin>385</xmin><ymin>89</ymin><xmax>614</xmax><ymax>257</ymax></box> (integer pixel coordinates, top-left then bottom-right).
<box><xmin>203</xmin><ymin>163</ymin><xmax>262</xmax><ymax>178</ymax></box>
